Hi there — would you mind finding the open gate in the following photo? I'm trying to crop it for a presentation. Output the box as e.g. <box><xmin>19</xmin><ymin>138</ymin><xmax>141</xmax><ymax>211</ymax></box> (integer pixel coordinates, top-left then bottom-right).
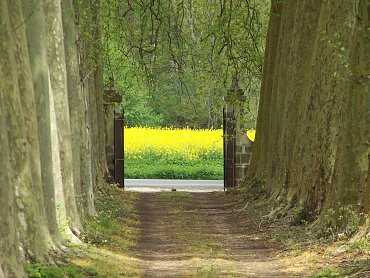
<box><xmin>111</xmin><ymin>109</ymin><xmax>245</xmax><ymax>190</ymax></box>
<box><xmin>114</xmin><ymin>113</ymin><xmax>124</xmax><ymax>188</ymax></box>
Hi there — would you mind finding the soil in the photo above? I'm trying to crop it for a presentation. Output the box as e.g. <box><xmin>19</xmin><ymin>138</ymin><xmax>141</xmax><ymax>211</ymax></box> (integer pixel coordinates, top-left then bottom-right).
<box><xmin>132</xmin><ymin>191</ymin><xmax>293</xmax><ymax>277</ymax></box>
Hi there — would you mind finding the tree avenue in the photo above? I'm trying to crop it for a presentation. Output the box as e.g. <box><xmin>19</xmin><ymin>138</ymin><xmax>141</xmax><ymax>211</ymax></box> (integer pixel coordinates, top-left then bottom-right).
<box><xmin>0</xmin><ymin>0</ymin><xmax>369</xmax><ymax>276</ymax></box>
<box><xmin>0</xmin><ymin>0</ymin><xmax>107</xmax><ymax>276</ymax></box>
<box><xmin>247</xmin><ymin>0</ymin><xmax>369</xmax><ymax>235</ymax></box>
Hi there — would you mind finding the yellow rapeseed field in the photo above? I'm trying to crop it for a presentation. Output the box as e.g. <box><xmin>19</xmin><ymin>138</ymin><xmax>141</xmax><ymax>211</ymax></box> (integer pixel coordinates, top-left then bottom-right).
<box><xmin>124</xmin><ymin>127</ymin><xmax>223</xmax><ymax>162</ymax></box>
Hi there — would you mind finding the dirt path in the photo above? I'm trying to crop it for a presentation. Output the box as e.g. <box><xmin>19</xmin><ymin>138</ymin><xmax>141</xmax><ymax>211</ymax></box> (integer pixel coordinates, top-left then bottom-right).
<box><xmin>132</xmin><ymin>191</ymin><xmax>286</xmax><ymax>277</ymax></box>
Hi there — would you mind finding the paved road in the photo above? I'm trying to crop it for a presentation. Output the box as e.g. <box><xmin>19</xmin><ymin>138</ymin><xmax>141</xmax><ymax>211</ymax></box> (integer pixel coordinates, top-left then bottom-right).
<box><xmin>124</xmin><ymin>179</ymin><xmax>224</xmax><ymax>192</ymax></box>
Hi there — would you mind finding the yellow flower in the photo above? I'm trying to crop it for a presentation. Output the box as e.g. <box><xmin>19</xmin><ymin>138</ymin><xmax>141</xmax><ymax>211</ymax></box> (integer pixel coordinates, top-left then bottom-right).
<box><xmin>124</xmin><ymin>127</ymin><xmax>223</xmax><ymax>162</ymax></box>
<box><xmin>247</xmin><ymin>129</ymin><xmax>256</xmax><ymax>142</ymax></box>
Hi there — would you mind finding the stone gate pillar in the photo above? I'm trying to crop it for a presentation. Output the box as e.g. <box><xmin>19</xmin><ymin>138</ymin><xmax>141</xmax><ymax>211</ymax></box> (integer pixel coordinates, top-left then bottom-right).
<box><xmin>104</xmin><ymin>88</ymin><xmax>122</xmax><ymax>176</ymax></box>
<box><xmin>224</xmin><ymin>77</ymin><xmax>253</xmax><ymax>188</ymax></box>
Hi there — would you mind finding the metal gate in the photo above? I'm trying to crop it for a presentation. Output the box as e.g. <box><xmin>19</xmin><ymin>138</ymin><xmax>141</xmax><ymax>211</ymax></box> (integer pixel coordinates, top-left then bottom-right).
<box><xmin>114</xmin><ymin>113</ymin><xmax>124</xmax><ymax>188</ymax></box>
<box><xmin>223</xmin><ymin>108</ymin><xmax>236</xmax><ymax>188</ymax></box>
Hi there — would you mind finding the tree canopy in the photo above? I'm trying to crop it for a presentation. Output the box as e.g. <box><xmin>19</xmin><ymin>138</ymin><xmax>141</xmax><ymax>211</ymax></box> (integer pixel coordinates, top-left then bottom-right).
<box><xmin>100</xmin><ymin>0</ymin><xmax>270</xmax><ymax>128</ymax></box>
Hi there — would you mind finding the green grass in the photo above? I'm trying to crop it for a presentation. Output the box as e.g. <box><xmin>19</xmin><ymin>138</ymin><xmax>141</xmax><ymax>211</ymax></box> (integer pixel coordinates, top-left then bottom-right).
<box><xmin>310</xmin><ymin>266</ymin><xmax>368</xmax><ymax>278</ymax></box>
<box><xmin>26</xmin><ymin>189</ymin><xmax>140</xmax><ymax>278</ymax></box>
<box><xmin>124</xmin><ymin>160</ymin><xmax>223</xmax><ymax>180</ymax></box>
<box><xmin>349</xmin><ymin>238</ymin><xmax>370</xmax><ymax>255</ymax></box>
<box><xmin>82</xmin><ymin>190</ymin><xmax>139</xmax><ymax>253</ymax></box>
<box><xmin>196</xmin><ymin>265</ymin><xmax>218</xmax><ymax>277</ymax></box>
<box><xmin>25</xmin><ymin>263</ymin><xmax>97</xmax><ymax>278</ymax></box>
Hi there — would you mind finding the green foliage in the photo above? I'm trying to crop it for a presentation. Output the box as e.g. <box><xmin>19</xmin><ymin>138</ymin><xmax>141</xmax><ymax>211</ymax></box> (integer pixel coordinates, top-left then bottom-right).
<box><xmin>310</xmin><ymin>268</ymin><xmax>346</xmax><ymax>278</ymax></box>
<box><xmin>196</xmin><ymin>266</ymin><xmax>217</xmax><ymax>277</ymax></box>
<box><xmin>83</xmin><ymin>212</ymin><xmax>120</xmax><ymax>245</ymax></box>
<box><xmin>322</xmin><ymin>205</ymin><xmax>362</xmax><ymax>238</ymax></box>
<box><xmin>126</xmin><ymin>148</ymin><xmax>222</xmax><ymax>165</ymax></box>
<box><xmin>24</xmin><ymin>263</ymin><xmax>96</xmax><ymax>278</ymax></box>
<box><xmin>27</xmin><ymin>193</ymin><xmax>139</xmax><ymax>278</ymax></box>
<box><xmin>99</xmin><ymin>0</ymin><xmax>269</xmax><ymax>128</ymax></box>
<box><xmin>349</xmin><ymin>239</ymin><xmax>370</xmax><ymax>255</ymax></box>
<box><xmin>125</xmin><ymin>162</ymin><xmax>223</xmax><ymax>180</ymax></box>
<box><xmin>310</xmin><ymin>267</ymin><xmax>364</xmax><ymax>278</ymax></box>
<box><xmin>123</xmin><ymin>89</ymin><xmax>163</xmax><ymax>127</ymax></box>
<box><xmin>82</xmin><ymin>192</ymin><xmax>138</xmax><ymax>252</ymax></box>
<box><xmin>103</xmin><ymin>41</ymin><xmax>163</xmax><ymax>127</ymax></box>
<box><xmin>247</xmin><ymin>179</ymin><xmax>268</xmax><ymax>197</ymax></box>
<box><xmin>56</xmin><ymin>213</ymin><xmax>71</xmax><ymax>241</ymax></box>
<box><xmin>290</xmin><ymin>206</ymin><xmax>305</xmax><ymax>226</ymax></box>
<box><xmin>290</xmin><ymin>206</ymin><xmax>315</xmax><ymax>226</ymax></box>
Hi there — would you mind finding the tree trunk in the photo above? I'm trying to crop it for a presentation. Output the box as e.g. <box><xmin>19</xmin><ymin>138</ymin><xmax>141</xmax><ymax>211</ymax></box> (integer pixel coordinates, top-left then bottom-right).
<box><xmin>61</xmin><ymin>0</ymin><xmax>88</xmax><ymax>219</ymax></box>
<box><xmin>21</xmin><ymin>0</ymin><xmax>81</xmax><ymax>243</ymax></box>
<box><xmin>0</xmin><ymin>0</ymin><xmax>107</xmax><ymax>273</ymax></box>
<box><xmin>246</xmin><ymin>0</ymin><xmax>369</xmax><ymax>228</ymax></box>
<box><xmin>0</xmin><ymin>78</ymin><xmax>24</xmax><ymax>278</ymax></box>
<box><xmin>75</xmin><ymin>0</ymin><xmax>108</xmax><ymax>198</ymax></box>
<box><xmin>43</xmin><ymin>0</ymin><xmax>83</xmax><ymax>234</ymax></box>
<box><xmin>0</xmin><ymin>3</ymin><xmax>25</xmax><ymax>271</ymax></box>
<box><xmin>8</xmin><ymin>0</ymin><xmax>60</xmax><ymax>251</ymax></box>
<box><xmin>2</xmin><ymin>0</ymin><xmax>57</xmax><ymax>264</ymax></box>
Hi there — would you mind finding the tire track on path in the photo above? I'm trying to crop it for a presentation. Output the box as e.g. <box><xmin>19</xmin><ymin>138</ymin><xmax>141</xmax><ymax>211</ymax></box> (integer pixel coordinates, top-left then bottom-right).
<box><xmin>133</xmin><ymin>192</ymin><xmax>285</xmax><ymax>277</ymax></box>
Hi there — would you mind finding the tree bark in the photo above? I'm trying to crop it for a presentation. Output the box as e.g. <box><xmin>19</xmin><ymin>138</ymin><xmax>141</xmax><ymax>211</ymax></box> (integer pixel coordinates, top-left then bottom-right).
<box><xmin>21</xmin><ymin>0</ymin><xmax>60</xmax><ymax>242</ymax></box>
<box><xmin>61</xmin><ymin>0</ymin><xmax>88</xmax><ymax>218</ymax></box>
<box><xmin>2</xmin><ymin>0</ymin><xmax>57</xmax><ymax>264</ymax></box>
<box><xmin>21</xmin><ymin>0</ymin><xmax>81</xmax><ymax>243</ymax></box>
<box><xmin>75</xmin><ymin>0</ymin><xmax>108</xmax><ymax>199</ymax></box>
<box><xmin>0</xmin><ymin>0</ymin><xmax>108</xmax><ymax>273</ymax></box>
<box><xmin>8</xmin><ymin>0</ymin><xmax>60</xmax><ymax>251</ymax></box>
<box><xmin>0</xmin><ymin>4</ymin><xmax>25</xmax><ymax>269</ymax></box>
<box><xmin>246</xmin><ymin>0</ymin><xmax>369</xmax><ymax>228</ymax></box>
<box><xmin>0</xmin><ymin>75</ymin><xmax>24</xmax><ymax>278</ymax></box>
<box><xmin>43</xmin><ymin>0</ymin><xmax>83</xmax><ymax>234</ymax></box>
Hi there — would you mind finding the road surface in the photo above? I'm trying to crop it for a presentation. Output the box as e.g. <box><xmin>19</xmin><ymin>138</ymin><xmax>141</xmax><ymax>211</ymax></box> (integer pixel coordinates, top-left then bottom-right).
<box><xmin>132</xmin><ymin>192</ymin><xmax>285</xmax><ymax>277</ymax></box>
<box><xmin>124</xmin><ymin>179</ymin><xmax>224</xmax><ymax>192</ymax></box>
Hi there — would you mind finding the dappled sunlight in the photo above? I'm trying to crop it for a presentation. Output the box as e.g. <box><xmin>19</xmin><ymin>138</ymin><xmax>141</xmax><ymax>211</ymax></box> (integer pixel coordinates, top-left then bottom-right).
<box><xmin>71</xmin><ymin>246</ymin><xmax>141</xmax><ymax>277</ymax></box>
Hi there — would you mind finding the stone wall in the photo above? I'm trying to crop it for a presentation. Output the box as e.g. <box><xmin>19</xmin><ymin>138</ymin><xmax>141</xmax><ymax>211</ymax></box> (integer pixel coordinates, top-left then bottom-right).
<box><xmin>235</xmin><ymin>135</ymin><xmax>253</xmax><ymax>187</ymax></box>
<box><xmin>103</xmin><ymin>89</ymin><xmax>122</xmax><ymax>177</ymax></box>
<box><xmin>104</xmin><ymin>103</ymin><xmax>115</xmax><ymax>176</ymax></box>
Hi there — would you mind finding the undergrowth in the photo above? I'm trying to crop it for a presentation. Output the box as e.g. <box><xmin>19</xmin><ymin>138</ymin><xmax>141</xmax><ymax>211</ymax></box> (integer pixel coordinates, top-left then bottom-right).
<box><xmin>25</xmin><ymin>263</ymin><xmax>96</xmax><ymax>278</ymax></box>
<box><xmin>82</xmin><ymin>189</ymin><xmax>139</xmax><ymax>253</ymax></box>
<box><xmin>228</xmin><ymin>183</ymin><xmax>370</xmax><ymax>277</ymax></box>
<box><xmin>321</xmin><ymin>205</ymin><xmax>364</xmax><ymax>239</ymax></box>
<box><xmin>310</xmin><ymin>266</ymin><xmax>368</xmax><ymax>278</ymax></box>
<box><xmin>25</xmin><ymin>186</ymin><xmax>140</xmax><ymax>277</ymax></box>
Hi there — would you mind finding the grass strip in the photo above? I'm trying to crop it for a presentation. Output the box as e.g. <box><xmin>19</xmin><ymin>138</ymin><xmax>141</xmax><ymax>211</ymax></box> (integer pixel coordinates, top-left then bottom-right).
<box><xmin>125</xmin><ymin>162</ymin><xmax>223</xmax><ymax>180</ymax></box>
